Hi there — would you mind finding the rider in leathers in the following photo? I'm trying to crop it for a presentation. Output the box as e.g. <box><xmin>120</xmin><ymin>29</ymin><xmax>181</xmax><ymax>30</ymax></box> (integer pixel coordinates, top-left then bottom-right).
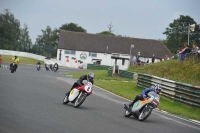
<box><xmin>129</xmin><ymin>84</ymin><xmax>162</xmax><ymax>108</ymax></box>
<box><xmin>66</xmin><ymin>72</ymin><xmax>94</xmax><ymax>96</ymax></box>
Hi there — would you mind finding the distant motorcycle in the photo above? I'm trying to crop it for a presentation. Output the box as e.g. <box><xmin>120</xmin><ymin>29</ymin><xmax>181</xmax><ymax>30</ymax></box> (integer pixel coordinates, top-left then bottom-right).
<box><xmin>53</xmin><ymin>67</ymin><xmax>58</xmax><ymax>72</ymax></box>
<box><xmin>37</xmin><ymin>64</ymin><xmax>41</xmax><ymax>71</ymax></box>
<box><xmin>10</xmin><ymin>62</ymin><xmax>17</xmax><ymax>73</ymax></box>
<box><xmin>124</xmin><ymin>91</ymin><xmax>160</xmax><ymax>121</ymax></box>
<box><xmin>63</xmin><ymin>82</ymin><xmax>93</xmax><ymax>108</ymax></box>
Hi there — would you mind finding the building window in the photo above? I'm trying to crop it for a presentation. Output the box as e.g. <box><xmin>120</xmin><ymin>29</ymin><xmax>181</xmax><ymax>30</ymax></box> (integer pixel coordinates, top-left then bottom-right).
<box><xmin>65</xmin><ymin>50</ymin><xmax>76</xmax><ymax>55</ymax></box>
<box><xmin>89</xmin><ymin>52</ymin><xmax>97</xmax><ymax>57</ymax></box>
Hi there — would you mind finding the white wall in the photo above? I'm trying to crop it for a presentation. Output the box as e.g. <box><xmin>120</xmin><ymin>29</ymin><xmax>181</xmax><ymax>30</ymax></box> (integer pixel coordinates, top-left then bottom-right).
<box><xmin>0</xmin><ymin>50</ymin><xmax>64</xmax><ymax>66</ymax></box>
<box><xmin>0</xmin><ymin>50</ymin><xmax>46</xmax><ymax>61</ymax></box>
<box><xmin>57</xmin><ymin>49</ymin><xmax>131</xmax><ymax>70</ymax></box>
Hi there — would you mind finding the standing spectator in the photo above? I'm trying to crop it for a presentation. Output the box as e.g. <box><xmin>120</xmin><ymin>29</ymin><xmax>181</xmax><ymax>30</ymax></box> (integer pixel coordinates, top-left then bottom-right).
<box><xmin>152</xmin><ymin>54</ymin><xmax>155</xmax><ymax>63</ymax></box>
<box><xmin>191</xmin><ymin>43</ymin><xmax>199</xmax><ymax>54</ymax></box>
<box><xmin>0</xmin><ymin>55</ymin><xmax>2</xmax><ymax>67</ymax></box>
<box><xmin>165</xmin><ymin>55</ymin><xmax>170</xmax><ymax>60</ymax></box>
<box><xmin>180</xmin><ymin>44</ymin><xmax>191</xmax><ymax>60</ymax></box>
<box><xmin>133</xmin><ymin>55</ymin><xmax>137</xmax><ymax>66</ymax></box>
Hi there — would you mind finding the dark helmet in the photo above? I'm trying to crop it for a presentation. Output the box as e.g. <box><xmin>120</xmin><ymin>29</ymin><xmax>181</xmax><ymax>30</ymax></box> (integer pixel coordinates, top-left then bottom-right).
<box><xmin>87</xmin><ymin>72</ymin><xmax>94</xmax><ymax>81</ymax></box>
<box><xmin>153</xmin><ymin>84</ymin><xmax>162</xmax><ymax>94</ymax></box>
<box><xmin>15</xmin><ymin>55</ymin><xmax>18</xmax><ymax>58</ymax></box>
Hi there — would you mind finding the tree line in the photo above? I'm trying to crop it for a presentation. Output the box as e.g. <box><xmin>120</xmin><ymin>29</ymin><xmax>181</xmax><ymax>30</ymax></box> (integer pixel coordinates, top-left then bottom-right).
<box><xmin>0</xmin><ymin>9</ymin><xmax>199</xmax><ymax>57</ymax></box>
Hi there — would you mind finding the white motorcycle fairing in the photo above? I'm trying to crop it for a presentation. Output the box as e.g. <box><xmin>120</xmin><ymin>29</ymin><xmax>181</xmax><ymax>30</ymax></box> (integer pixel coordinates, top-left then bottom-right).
<box><xmin>68</xmin><ymin>89</ymin><xmax>80</xmax><ymax>101</ymax></box>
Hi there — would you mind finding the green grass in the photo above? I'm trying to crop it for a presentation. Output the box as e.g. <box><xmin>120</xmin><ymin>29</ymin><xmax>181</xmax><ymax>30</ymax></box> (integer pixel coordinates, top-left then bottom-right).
<box><xmin>66</xmin><ymin>70</ymin><xmax>200</xmax><ymax>121</ymax></box>
<box><xmin>128</xmin><ymin>59</ymin><xmax>200</xmax><ymax>86</ymax></box>
<box><xmin>0</xmin><ymin>55</ymin><xmax>44</xmax><ymax>65</ymax></box>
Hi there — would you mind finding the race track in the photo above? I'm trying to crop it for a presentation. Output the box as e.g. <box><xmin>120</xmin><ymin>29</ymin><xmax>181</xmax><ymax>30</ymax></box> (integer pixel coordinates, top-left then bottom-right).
<box><xmin>0</xmin><ymin>64</ymin><xmax>200</xmax><ymax>133</ymax></box>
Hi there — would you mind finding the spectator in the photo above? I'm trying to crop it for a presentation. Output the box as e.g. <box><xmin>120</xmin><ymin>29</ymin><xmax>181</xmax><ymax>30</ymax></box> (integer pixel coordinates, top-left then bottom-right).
<box><xmin>133</xmin><ymin>55</ymin><xmax>137</xmax><ymax>66</ymax></box>
<box><xmin>152</xmin><ymin>54</ymin><xmax>155</xmax><ymax>63</ymax></box>
<box><xmin>0</xmin><ymin>55</ymin><xmax>2</xmax><ymax>67</ymax></box>
<box><xmin>180</xmin><ymin>44</ymin><xmax>191</xmax><ymax>60</ymax></box>
<box><xmin>165</xmin><ymin>55</ymin><xmax>170</xmax><ymax>60</ymax></box>
<box><xmin>146</xmin><ymin>59</ymin><xmax>149</xmax><ymax>64</ymax></box>
<box><xmin>191</xmin><ymin>43</ymin><xmax>199</xmax><ymax>54</ymax></box>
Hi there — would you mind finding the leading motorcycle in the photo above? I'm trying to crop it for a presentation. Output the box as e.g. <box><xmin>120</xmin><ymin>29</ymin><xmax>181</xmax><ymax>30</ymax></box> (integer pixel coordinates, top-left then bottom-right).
<box><xmin>124</xmin><ymin>91</ymin><xmax>160</xmax><ymax>121</ymax></box>
<box><xmin>63</xmin><ymin>82</ymin><xmax>93</xmax><ymax>108</ymax></box>
<box><xmin>10</xmin><ymin>62</ymin><xmax>18</xmax><ymax>73</ymax></box>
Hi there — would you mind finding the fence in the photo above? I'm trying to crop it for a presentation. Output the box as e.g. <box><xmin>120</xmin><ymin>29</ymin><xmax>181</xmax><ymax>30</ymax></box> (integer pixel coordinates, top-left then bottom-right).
<box><xmin>87</xmin><ymin>64</ymin><xmax>110</xmax><ymax>70</ymax></box>
<box><xmin>137</xmin><ymin>73</ymin><xmax>200</xmax><ymax>108</ymax></box>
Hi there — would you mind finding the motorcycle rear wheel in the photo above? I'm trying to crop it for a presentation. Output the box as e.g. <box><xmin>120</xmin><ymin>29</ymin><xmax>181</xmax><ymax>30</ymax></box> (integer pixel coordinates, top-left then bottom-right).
<box><xmin>138</xmin><ymin>106</ymin><xmax>152</xmax><ymax>121</ymax></box>
<box><xmin>74</xmin><ymin>92</ymin><xmax>87</xmax><ymax>108</ymax></box>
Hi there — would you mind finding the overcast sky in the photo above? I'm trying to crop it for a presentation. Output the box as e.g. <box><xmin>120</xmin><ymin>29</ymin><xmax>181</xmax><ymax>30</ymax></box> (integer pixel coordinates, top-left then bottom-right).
<box><xmin>0</xmin><ymin>0</ymin><xmax>199</xmax><ymax>43</ymax></box>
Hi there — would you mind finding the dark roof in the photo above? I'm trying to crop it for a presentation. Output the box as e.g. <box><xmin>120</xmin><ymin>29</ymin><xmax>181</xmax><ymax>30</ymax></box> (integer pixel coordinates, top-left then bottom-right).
<box><xmin>58</xmin><ymin>30</ymin><xmax>172</xmax><ymax>58</ymax></box>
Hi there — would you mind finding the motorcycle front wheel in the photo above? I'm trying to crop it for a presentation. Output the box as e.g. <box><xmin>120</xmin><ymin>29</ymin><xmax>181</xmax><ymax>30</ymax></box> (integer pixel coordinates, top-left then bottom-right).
<box><xmin>74</xmin><ymin>92</ymin><xmax>87</xmax><ymax>108</ymax></box>
<box><xmin>124</xmin><ymin>110</ymin><xmax>132</xmax><ymax>117</ymax></box>
<box><xmin>63</xmin><ymin>95</ymin><xmax>69</xmax><ymax>104</ymax></box>
<box><xmin>138</xmin><ymin>106</ymin><xmax>152</xmax><ymax>121</ymax></box>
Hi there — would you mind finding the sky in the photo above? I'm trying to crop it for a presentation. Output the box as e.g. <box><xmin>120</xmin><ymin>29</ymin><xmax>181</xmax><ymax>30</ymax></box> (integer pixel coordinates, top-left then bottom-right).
<box><xmin>0</xmin><ymin>0</ymin><xmax>199</xmax><ymax>43</ymax></box>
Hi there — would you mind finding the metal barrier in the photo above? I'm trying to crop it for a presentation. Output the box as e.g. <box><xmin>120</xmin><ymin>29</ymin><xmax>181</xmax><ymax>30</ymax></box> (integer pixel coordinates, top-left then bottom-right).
<box><xmin>0</xmin><ymin>65</ymin><xmax>8</xmax><ymax>69</ymax></box>
<box><xmin>137</xmin><ymin>73</ymin><xmax>200</xmax><ymax>108</ymax></box>
<box><xmin>106</xmin><ymin>68</ymin><xmax>200</xmax><ymax>108</ymax></box>
<box><xmin>87</xmin><ymin>64</ymin><xmax>110</xmax><ymax>70</ymax></box>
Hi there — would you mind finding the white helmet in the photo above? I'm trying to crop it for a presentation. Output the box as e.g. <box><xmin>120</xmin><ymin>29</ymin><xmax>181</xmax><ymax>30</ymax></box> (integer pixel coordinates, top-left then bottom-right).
<box><xmin>153</xmin><ymin>84</ymin><xmax>162</xmax><ymax>94</ymax></box>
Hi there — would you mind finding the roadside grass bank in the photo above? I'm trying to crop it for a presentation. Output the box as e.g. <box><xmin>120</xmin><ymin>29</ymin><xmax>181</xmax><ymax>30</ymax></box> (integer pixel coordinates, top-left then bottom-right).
<box><xmin>128</xmin><ymin>59</ymin><xmax>200</xmax><ymax>86</ymax></box>
<box><xmin>65</xmin><ymin>70</ymin><xmax>200</xmax><ymax>121</ymax></box>
<box><xmin>0</xmin><ymin>55</ymin><xmax>44</xmax><ymax>65</ymax></box>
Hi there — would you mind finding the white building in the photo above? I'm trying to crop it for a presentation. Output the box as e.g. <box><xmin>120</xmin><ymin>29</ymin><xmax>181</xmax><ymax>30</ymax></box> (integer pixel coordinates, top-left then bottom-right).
<box><xmin>57</xmin><ymin>31</ymin><xmax>171</xmax><ymax>70</ymax></box>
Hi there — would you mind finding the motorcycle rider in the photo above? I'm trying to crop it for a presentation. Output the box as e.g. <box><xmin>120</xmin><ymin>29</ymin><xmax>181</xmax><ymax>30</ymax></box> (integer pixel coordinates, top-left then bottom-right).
<box><xmin>50</xmin><ymin>64</ymin><xmax>53</xmax><ymax>71</ymax></box>
<box><xmin>10</xmin><ymin>55</ymin><xmax>20</xmax><ymax>71</ymax></box>
<box><xmin>65</xmin><ymin>72</ymin><xmax>95</xmax><ymax>96</ymax></box>
<box><xmin>36</xmin><ymin>61</ymin><xmax>41</xmax><ymax>69</ymax></box>
<box><xmin>128</xmin><ymin>84</ymin><xmax>162</xmax><ymax>108</ymax></box>
<box><xmin>45</xmin><ymin>63</ymin><xmax>49</xmax><ymax>71</ymax></box>
<box><xmin>53</xmin><ymin>62</ymin><xmax>59</xmax><ymax>71</ymax></box>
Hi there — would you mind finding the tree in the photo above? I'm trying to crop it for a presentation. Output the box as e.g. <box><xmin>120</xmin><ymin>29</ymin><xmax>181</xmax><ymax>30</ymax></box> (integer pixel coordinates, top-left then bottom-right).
<box><xmin>97</xmin><ymin>31</ymin><xmax>115</xmax><ymax>36</ymax></box>
<box><xmin>59</xmin><ymin>23</ymin><xmax>86</xmax><ymax>32</ymax></box>
<box><xmin>97</xmin><ymin>23</ymin><xmax>115</xmax><ymax>36</ymax></box>
<box><xmin>0</xmin><ymin>9</ymin><xmax>21</xmax><ymax>50</ymax></box>
<box><xmin>163</xmin><ymin>15</ymin><xmax>200</xmax><ymax>53</ymax></box>
<box><xmin>34</xmin><ymin>26</ymin><xmax>58</xmax><ymax>57</ymax></box>
<box><xmin>19</xmin><ymin>24</ymin><xmax>32</xmax><ymax>52</ymax></box>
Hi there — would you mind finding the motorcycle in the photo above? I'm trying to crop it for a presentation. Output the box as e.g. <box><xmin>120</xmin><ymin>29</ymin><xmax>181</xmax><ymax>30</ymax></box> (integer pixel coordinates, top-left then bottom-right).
<box><xmin>10</xmin><ymin>62</ymin><xmax>17</xmax><ymax>73</ymax></box>
<box><xmin>63</xmin><ymin>82</ymin><xmax>93</xmax><ymax>108</ymax></box>
<box><xmin>53</xmin><ymin>67</ymin><xmax>58</xmax><ymax>72</ymax></box>
<box><xmin>124</xmin><ymin>91</ymin><xmax>160</xmax><ymax>121</ymax></box>
<box><xmin>37</xmin><ymin>64</ymin><xmax>41</xmax><ymax>71</ymax></box>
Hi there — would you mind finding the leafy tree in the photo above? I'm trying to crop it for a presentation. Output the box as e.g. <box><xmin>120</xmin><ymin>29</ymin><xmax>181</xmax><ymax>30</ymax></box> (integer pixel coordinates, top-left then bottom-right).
<box><xmin>0</xmin><ymin>9</ymin><xmax>21</xmax><ymax>50</ymax></box>
<box><xmin>97</xmin><ymin>31</ymin><xmax>115</xmax><ymax>36</ymax></box>
<box><xmin>19</xmin><ymin>24</ymin><xmax>32</xmax><ymax>52</ymax></box>
<box><xmin>34</xmin><ymin>26</ymin><xmax>58</xmax><ymax>57</ymax></box>
<box><xmin>163</xmin><ymin>15</ymin><xmax>200</xmax><ymax>53</ymax></box>
<box><xmin>59</xmin><ymin>23</ymin><xmax>86</xmax><ymax>32</ymax></box>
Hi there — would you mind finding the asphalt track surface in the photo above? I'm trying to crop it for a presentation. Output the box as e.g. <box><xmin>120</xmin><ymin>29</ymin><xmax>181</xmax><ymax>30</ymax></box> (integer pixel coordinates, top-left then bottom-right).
<box><xmin>0</xmin><ymin>64</ymin><xmax>200</xmax><ymax>133</ymax></box>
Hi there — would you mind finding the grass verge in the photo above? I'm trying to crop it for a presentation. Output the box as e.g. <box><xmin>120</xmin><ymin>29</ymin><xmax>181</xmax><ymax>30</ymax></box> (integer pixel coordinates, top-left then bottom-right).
<box><xmin>65</xmin><ymin>70</ymin><xmax>200</xmax><ymax>121</ymax></box>
<box><xmin>0</xmin><ymin>55</ymin><xmax>44</xmax><ymax>65</ymax></box>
